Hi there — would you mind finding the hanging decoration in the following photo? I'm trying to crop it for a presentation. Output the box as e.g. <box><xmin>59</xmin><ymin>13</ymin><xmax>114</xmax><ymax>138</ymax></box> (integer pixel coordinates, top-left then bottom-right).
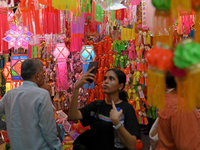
<box><xmin>11</xmin><ymin>54</ymin><xmax>28</xmax><ymax>80</ymax></box>
<box><xmin>146</xmin><ymin>44</ymin><xmax>173</xmax><ymax>110</ymax></box>
<box><xmin>142</xmin><ymin>0</ymin><xmax>148</xmax><ymax>29</ymax></box>
<box><xmin>53</xmin><ymin>43</ymin><xmax>70</xmax><ymax>91</ymax></box>
<box><xmin>3</xmin><ymin>23</ymin><xmax>33</xmax><ymax>49</ymax></box>
<box><xmin>173</xmin><ymin>39</ymin><xmax>200</xmax><ymax>110</ymax></box>
<box><xmin>80</xmin><ymin>45</ymin><xmax>96</xmax><ymax>89</ymax></box>
<box><xmin>70</xmin><ymin>13</ymin><xmax>85</xmax><ymax>52</ymax></box>
<box><xmin>0</xmin><ymin>7</ymin><xmax>9</xmax><ymax>55</ymax></box>
<box><xmin>2</xmin><ymin>61</ymin><xmax>11</xmax><ymax>83</ymax></box>
<box><xmin>3</xmin><ymin>61</ymin><xmax>11</xmax><ymax>93</ymax></box>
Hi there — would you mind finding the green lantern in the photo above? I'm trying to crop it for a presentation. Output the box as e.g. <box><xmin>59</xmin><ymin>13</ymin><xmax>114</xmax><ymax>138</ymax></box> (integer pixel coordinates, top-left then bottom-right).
<box><xmin>152</xmin><ymin>0</ymin><xmax>171</xmax><ymax>11</ymax></box>
<box><xmin>174</xmin><ymin>39</ymin><xmax>200</xmax><ymax>69</ymax></box>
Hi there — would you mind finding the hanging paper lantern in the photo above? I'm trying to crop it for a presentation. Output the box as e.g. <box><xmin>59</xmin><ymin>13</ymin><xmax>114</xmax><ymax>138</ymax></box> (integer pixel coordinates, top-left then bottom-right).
<box><xmin>11</xmin><ymin>54</ymin><xmax>28</xmax><ymax>80</ymax></box>
<box><xmin>135</xmin><ymin>139</ymin><xmax>143</xmax><ymax>150</ymax></box>
<box><xmin>80</xmin><ymin>45</ymin><xmax>96</xmax><ymax>63</ymax></box>
<box><xmin>80</xmin><ymin>45</ymin><xmax>96</xmax><ymax>89</ymax></box>
<box><xmin>173</xmin><ymin>39</ymin><xmax>200</xmax><ymax>110</ymax></box>
<box><xmin>53</xmin><ymin>43</ymin><xmax>70</xmax><ymax>91</ymax></box>
<box><xmin>2</xmin><ymin>61</ymin><xmax>11</xmax><ymax>83</ymax></box>
<box><xmin>3</xmin><ymin>23</ymin><xmax>33</xmax><ymax>49</ymax></box>
<box><xmin>152</xmin><ymin>0</ymin><xmax>171</xmax><ymax>11</ymax></box>
<box><xmin>146</xmin><ymin>44</ymin><xmax>173</xmax><ymax>110</ymax></box>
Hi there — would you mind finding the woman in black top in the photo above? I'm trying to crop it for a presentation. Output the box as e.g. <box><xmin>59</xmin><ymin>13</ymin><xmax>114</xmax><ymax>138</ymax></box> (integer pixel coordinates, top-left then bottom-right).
<box><xmin>69</xmin><ymin>68</ymin><xmax>140</xmax><ymax>150</ymax></box>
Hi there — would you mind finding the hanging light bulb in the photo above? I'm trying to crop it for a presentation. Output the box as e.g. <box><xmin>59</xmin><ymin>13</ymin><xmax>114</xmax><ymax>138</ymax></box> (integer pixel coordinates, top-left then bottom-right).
<box><xmin>93</xmin><ymin>0</ymin><xmax>127</xmax><ymax>10</ymax></box>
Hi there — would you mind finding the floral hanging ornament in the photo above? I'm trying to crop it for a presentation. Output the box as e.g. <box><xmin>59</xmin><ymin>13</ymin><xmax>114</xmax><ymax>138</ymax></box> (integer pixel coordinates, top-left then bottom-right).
<box><xmin>53</xmin><ymin>43</ymin><xmax>70</xmax><ymax>91</ymax></box>
<box><xmin>80</xmin><ymin>45</ymin><xmax>96</xmax><ymax>89</ymax></box>
<box><xmin>3</xmin><ymin>23</ymin><xmax>33</xmax><ymax>49</ymax></box>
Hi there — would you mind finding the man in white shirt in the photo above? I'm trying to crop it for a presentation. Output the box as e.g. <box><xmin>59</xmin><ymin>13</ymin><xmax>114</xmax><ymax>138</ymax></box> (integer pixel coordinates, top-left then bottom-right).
<box><xmin>0</xmin><ymin>58</ymin><xmax>62</xmax><ymax>150</ymax></box>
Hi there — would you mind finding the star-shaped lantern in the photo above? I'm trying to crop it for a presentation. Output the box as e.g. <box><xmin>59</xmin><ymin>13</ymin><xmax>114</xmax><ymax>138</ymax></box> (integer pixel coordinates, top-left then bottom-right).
<box><xmin>3</xmin><ymin>23</ymin><xmax>33</xmax><ymax>49</ymax></box>
<box><xmin>53</xmin><ymin>43</ymin><xmax>70</xmax><ymax>61</ymax></box>
<box><xmin>80</xmin><ymin>45</ymin><xmax>96</xmax><ymax>63</ymax></box>
<box><xmin>3</xmin><ymin>61</ymin><xmax>12</xmax><ymax>83</ymax></box>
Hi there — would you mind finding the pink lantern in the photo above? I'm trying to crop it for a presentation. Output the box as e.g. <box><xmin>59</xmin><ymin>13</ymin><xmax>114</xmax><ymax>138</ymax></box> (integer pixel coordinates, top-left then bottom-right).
<box><xmin>53</xmin><ymin>43</ymin><xmax>70</xmax><ymax>91</ymax></box>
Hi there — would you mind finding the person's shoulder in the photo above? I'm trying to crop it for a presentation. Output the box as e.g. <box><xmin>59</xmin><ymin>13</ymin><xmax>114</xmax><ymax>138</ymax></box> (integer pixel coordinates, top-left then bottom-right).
<box><xmin>158</xmin><ymin>93</ymin><xmax>178</xmax><ymax>119</ymax></box>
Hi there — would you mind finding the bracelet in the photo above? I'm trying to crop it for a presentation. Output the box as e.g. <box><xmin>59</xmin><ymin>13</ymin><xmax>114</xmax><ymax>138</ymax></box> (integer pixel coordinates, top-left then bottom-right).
<box><xmin>113</xmin><ymin>122</ymin><xmax>122</xmax><ymax>130</ymax></box>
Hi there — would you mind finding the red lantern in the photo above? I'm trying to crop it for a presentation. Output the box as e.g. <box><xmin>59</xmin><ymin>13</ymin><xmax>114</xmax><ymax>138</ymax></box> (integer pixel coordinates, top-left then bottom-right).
<box><xmin>135</xmin><ymin>139</ymin><xmax>143</xmax><ymax>150</ymax></box>
<box><xmin>2</xmin><ymin>61</ymin><xmax>11</xmax><ymax>83</ymax></box>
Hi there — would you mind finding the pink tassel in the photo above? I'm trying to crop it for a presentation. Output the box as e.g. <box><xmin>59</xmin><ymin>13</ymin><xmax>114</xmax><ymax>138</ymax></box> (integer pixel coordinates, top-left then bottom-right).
<box><xmin>131</xmin><ymin>43</ymin><xmax>136</xmax><ymax>59</ymax></box>
<box><xmin>137</xmin><ymin>62</ymin><xmax>140</xmax><ymax>71</ymax></box>
<box><xmin>128</xmin><ymin>47</ymin><xmax>133</xmax><ymax>59</ymax></box>
<box><xmin>184</xmin><ymin>16</ymin><xmax>190</xmax><ymax>34</ymax></box>
<box><xmin>141</xmin><ymin>117</ymin><xmax>143</xmax><ymax>124</ymax></box>
<box><xmin>56</xmin><ymin>62</ymin><xmax>69</xmax><ymax>91</ymax></box>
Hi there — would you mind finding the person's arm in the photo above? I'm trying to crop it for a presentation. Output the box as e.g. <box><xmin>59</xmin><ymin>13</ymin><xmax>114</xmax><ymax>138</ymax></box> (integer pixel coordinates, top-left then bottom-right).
<box><xmin>0</xmin><ymin>94</ymin><xmax>6</xmax><ymax>130</ymax></box>
<box><xmin>38</xmin><ymin>93</ymin><xmax>62</xmax><ymax>150</ymax></box>
<box><xmin>68</xmin><ymin>67</ymin><xmax>95</xmax><ymax>121</ymax></box>
<box><xmin>110</xmin><ymin>101</ymin><xmax>137</xmax><ymax>150</ymax></box>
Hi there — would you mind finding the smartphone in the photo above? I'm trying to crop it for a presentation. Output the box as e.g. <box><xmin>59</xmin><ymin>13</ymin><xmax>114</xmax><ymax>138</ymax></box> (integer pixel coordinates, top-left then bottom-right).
<box><xmin>87</xmin><ymin>61</ymin><xmax>99</xmax><ymax>83</ymax></box>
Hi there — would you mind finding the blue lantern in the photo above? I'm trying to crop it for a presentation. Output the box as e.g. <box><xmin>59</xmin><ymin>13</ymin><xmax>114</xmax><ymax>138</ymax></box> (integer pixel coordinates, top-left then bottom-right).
<box><xmin>80</xmin><ymin>45</ymin><xmax>96</xmax><ymax>89</ymax></box>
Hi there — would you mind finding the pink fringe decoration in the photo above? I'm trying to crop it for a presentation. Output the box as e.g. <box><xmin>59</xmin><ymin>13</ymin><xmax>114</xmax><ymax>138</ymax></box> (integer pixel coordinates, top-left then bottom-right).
<box><xmin>70</xmin><ymin>13</ymin><xmax>85</xmax><ymax>52</ymax></box>
<box><xmin>137</xmin><ymin>62</ymin><xmax>140</xmax><ymax>71</ymax></box>
<box><xmin>184</xmin><ymin>16</ymin><xmax>190</xmax><ymax>34</ymax></box>
<box><xmin>56</xmin><ymin>62</ymin><xmax>69</xmax><ymax>91</ymax></box>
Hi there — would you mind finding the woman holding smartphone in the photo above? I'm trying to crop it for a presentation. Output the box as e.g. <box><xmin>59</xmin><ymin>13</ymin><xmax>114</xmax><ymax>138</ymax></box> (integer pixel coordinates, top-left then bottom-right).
<box><xmin>69</xmin><ymin>67</ymin><xmax>140</xmax><ymax>150</ymax></box>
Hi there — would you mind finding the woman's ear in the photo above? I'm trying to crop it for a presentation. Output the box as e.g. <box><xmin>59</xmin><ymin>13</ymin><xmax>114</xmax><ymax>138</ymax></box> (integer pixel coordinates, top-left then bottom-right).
<box><xmin>118</xmin><ymin>83</ymin><xmax>124</xmax><ymax>91</ymax></box>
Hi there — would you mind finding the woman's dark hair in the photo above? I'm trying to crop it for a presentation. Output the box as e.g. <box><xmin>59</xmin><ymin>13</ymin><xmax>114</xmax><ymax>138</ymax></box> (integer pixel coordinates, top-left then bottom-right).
<box><xmin>166</xmin><ymin>72</ymin><xmax>177</xmax><ymax>89</ymax></box>
<box><xmin>106</xmin><ymin>68</ymin><xmax>128</xmax><ymax>102</ymax></box>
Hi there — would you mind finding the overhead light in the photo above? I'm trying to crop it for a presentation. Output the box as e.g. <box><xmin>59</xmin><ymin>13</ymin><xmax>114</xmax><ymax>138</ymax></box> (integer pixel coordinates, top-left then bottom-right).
<box><xmin>94</xmin><ymin>0</ymin><xmax>127</xmax><ymax>11</ymax></box>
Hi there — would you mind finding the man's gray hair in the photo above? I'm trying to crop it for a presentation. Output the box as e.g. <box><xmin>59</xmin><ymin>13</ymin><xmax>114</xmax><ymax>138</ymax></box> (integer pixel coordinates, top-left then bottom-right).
<box><xmin>21</xmin><ymin>58</ymin><xmax>44</xmax><ymax>80</ymax></box>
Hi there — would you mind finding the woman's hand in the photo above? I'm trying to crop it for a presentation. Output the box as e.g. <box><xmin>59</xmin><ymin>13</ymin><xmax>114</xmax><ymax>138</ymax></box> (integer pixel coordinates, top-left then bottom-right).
<box><xmin>75</xmin><ymin>67</ymin><xmax>96</xmax><ymax>89</ymax></box>
<box><xmin>110</xmin><ymin>100</ymin><xmax>123</xmax><ymax>125</ymax></box>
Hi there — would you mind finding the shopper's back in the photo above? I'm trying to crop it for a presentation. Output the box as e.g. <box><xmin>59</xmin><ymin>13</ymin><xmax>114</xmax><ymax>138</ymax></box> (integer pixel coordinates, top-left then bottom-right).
<box><xmin>0</xmin><ymin>58</ymin><xmax>62</xmax><ymax>150</ymax></box>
